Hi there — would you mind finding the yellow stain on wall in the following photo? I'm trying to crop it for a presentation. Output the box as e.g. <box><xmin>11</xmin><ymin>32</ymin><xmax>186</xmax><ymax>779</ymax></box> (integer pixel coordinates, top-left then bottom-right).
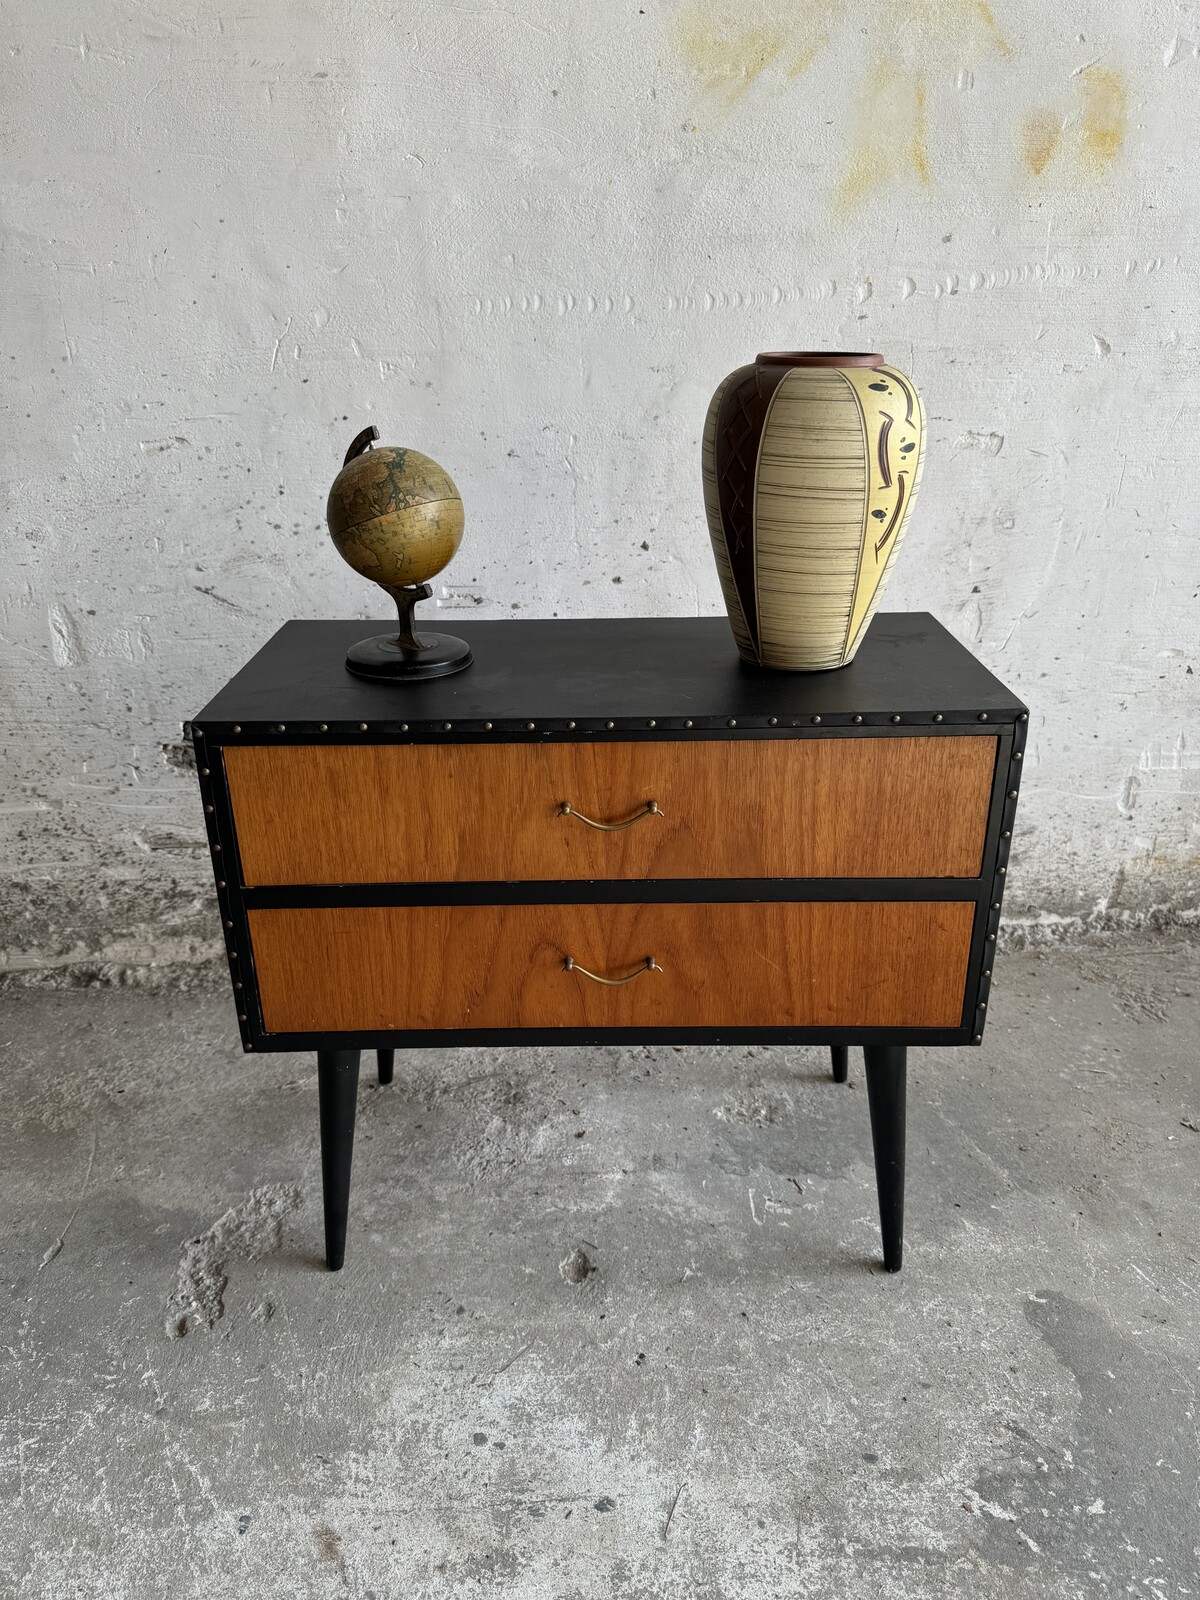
<box><xmin>1079</xmin><ymin>66</ymin><xmax>1128</xmax><ymax>169</ymax></box>
<box><xmin>673</xmin><ymin>19</ymin><xmax>786</xmax><ymax>101</ymax></box>
<box><xmin>1021</xmin><ymin>67</ymin><xmax>1127</xmax><ymax>181</ymax></box>
<box><xmin>669</xmin><ymin>1</ymin><xmax>1127</xmax><ymax>199</ymax></box>
<box><xmin>841</xmin><ymin>61</ymin><xmax>930</xmax><ymax>207</ymax></box>
<box><xmin>832</xmin><ymin>0</ymin><xmax>1012</xmax><ymax>204</ymax></box>
<box><xmin>670</xmin><ymin>0</ymin><xmax>841</xmax><ymax>104</ymax></box>
<box><xmin>1020</xmin><ymin>108</ymin><xmax>1062</xmax><ymax>176</ymax></box>
<box><xmin>967</xmin><ymin>0</ymin><xmax>1013</xmax><ymax>58</ymax></box>
<box><xmin>886</xmin><ymin>0</ymin><xmax>1013</xmax><ymax>62</ymax></box>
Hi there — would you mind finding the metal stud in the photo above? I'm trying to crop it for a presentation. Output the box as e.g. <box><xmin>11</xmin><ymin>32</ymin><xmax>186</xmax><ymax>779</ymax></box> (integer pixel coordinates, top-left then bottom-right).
<box><xmin>982</xmin><ymin>969</ymin><xmax>991</xmax><ymax>979</ymax></box>
<box><xmin>852</xmin><ymin>714</ymin><xmax>863</xmax><ymax>725</ymax></box>
<box><xmin>998</xmin><ymin>866</ymin><xmax>1006</xmax><ymax>874</ymax></box>
<box><xmin>1014</xmin><ymin>751</ymin><xmax>1022</xmax><ymax>760</ymax></box>
<box><xmin>482</xmin><ymin>722</ymin><xmax>492</xmax><ymax>731</ymax></box>
<box><xmin>194</xmin><ymin>729</ymin><xmax>204</xmax><ymax>739</ymax></box>
<box><xmin>811</xmin><ymin>715</ymin><xmax>821</xmax><ymax>725</ymax></box>
<box><xmin>212</xmin><ymin>843</ymin><xmax>221</xmax><ymax>853</ymax></box>
<box><xmin>238</xmin><ymin>1014</ymin><xmax>247</xmax><ymax>1023</ymax></box>
<box><xmin>979</xmin><ymin>1000</ymin><xmax>987</xmax><ymax>1010</ymax></box>
<box><xmin>225</xmin><ymin>919</ymin><xmax>233</xmax><ymax>929</ymax></box>
<box><xmin>566</xmin><ymin>721</ymin><xmax>576</xmax><ymax>730</ymax></box>
<box><xmin>890</xmin><ymin>714</ymin><xmax>901</xmax><ymax>724</ymax></box>
<box><xmin>1008</xmin><ymin>790</ymin><xmax>1018</xmax><ymax>799</ymax></box>
<box><xmin>647</xmin><ymin>719</ymin><xmax>656</xmax><ymax>728</ymax></box>
<box><xmin>987</xmin><ymin>933</ymin><xmax>996</xmax><ymax>942</ymax></box>
<box><xmin>606</xmin><ymin>721</ymin><xmax>615</xmax><ymax>730</ymax></box>
<box><xmin>684</xmin><ymin>719</ymin><xmax>693</xmax><ymax>728</ymax></box>
<box><xmin>359</xmin><ymin>723</ymin><xmax>369</xmax><ymax>732</ymax></box>
<box><xmin>234</xmin><ymin>981</ymin><xmax>242</xmax><ymax>990</ymax></box>
<box><xmin>231</xmin><ymin>726</ymin><xmax>240</xmax><ymax>734</ymax></box>
<box><xmin>932</xmin><ymin>714</ymin><xmax>943</xmax><ymax>723</ymax></box>
<box><xmin>768</xmin><ymin>717</ymin><xmax>778</xmax><ymax>727</ymax></box>
<box><xmin>245</xmin><ymin>1044</ymin><xmax>253</xmax><ymax>1051</ymax></box>
<box><xmin>229</xmin><ymin>949</ymin><xmax>238</xmax><ymax>958</ymax></box>
<box><xmin>401</xmin><ymin>723</ymin><xmax>409</xmax><ymax>732</ymax></box>
<box><xmin>444</xmin><ymin>722</ymin><xmax>454</xmax><ymax>732</ymax></box>
<box><xmin>973</xmin><ymin>1034</ymin><xmax>983</xmax><ymax>1044</ymax></box>
<box><xmin>993</xmin><ymin>902</ymin><xmax>1001</xmax><ymax>910</ymax></box>
<box><xmin>319</xmin><ymin>723</ymin><xmax>328</xmax><ymax>732</ymax></box>
<box><xmin>200</xmin><ymin>767</ymin><xmax>210</xmax><ymax>777</ymax></box>
<box><xmin>978</xmin><ymin>712</ymin><xmax>989</xmax><ymax>722</ymax></box>
<box><xmin>205</xmin><ymin>804</ymin><xmax>214</xmax><ymax>814</ymax></box>
<box><xmin>525</xmin><ymin>722</ymin><xmax>535</xmax><ymax>731</ymax></box>
<box><xmin>728</xmin><ymin>718</ymin><xmax>737</xmax><ymax>728</ymax></box>
<box><xmin>276</xmin><ymin>724</ymin><xmax>286</xmax><ymax>733</ymax></box>
<box><xmin>1002</xmin><ymin>830</ymin><xmax>1011</xmax><ymax>839</ymax></box>
<box><xmin>217</xmin><ymin>880</ymin><xmax>225</xmax><ymax>890</ymax></box>
<box><xmin>1019</xmin><ymin>712</ymin><xmax>1028</xmax><ymax>722</ymax></box>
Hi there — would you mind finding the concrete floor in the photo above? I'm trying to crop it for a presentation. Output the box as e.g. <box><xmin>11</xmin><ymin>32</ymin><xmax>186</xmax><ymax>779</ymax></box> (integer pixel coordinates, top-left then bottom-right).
<box><xmin>1</xmin><ymin>935</ymin><xmax>1197</xmax><ymax>1599</ymax></box>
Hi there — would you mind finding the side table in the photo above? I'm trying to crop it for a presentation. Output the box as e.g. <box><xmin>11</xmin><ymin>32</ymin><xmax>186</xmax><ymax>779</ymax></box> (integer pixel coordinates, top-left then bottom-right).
<box><xmin>191</xmin><ymin>614</ymin><xmax>1026</xmax><ymax>1272</ymax></box>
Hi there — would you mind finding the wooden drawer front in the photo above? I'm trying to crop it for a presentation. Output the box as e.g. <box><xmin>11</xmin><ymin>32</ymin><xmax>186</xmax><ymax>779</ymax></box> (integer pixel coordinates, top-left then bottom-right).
<box><xmin>226</xmin><ymin>737</ymin><xmax>995</xmax><ymax>885</ymax></box>
<box><xmin>249</xmin><ymin>901</ymin><xmax>974</xmax><ymax>1034</ymax></box>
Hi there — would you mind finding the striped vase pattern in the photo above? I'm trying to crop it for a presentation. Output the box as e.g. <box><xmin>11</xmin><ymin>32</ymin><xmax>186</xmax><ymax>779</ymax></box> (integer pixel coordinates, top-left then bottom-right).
<box><xmin>702</xmin><ymin>351</ymin><xmax>926</xmax><ymax>671</ymax></box>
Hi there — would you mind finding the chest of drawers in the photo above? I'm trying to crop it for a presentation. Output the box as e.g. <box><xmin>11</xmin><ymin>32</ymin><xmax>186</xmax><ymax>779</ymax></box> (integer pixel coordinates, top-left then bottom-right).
<box><xmin>192</xmin><ymin>614</ymin><xmax>1026</xmax><ymax>1274</ymax></box>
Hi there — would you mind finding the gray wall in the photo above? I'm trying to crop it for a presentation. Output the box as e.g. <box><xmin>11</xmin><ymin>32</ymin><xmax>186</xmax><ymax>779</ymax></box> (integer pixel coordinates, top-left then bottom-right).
<box><xmin>3</xmin><ymin>1</ymin><xmax>1197</xmax><ymax>977</ymax></box>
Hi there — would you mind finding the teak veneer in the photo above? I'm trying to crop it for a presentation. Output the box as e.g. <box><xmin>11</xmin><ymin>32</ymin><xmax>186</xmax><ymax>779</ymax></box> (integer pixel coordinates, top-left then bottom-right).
<box><xmin>225</xmin><ymin>737</ymin><xmax>995</xmax><ymax>885</ymax></box>
<box><xmin>192</xmin><ymin>614</ymin><xmax>1028</xmax><ymax>1274</ymax></box>
<box><xmin>249</xmin><ymin>900</ymin><xmax>975</xmax><ymax>1034</ymax></box>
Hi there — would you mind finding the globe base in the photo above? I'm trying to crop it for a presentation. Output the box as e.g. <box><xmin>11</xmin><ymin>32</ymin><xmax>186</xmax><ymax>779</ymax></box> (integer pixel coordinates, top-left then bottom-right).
<box><xmin>345</xmin><ymin>630</ymin><xmax>473</xmax><ymax>681</ymax></box>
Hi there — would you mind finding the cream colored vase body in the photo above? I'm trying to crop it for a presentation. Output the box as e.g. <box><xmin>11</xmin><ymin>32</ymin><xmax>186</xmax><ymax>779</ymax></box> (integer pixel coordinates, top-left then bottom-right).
<box><xmin>702</xmin><ymin>351</ymin><xmax>926</xmax><ymax>671</ymax></box>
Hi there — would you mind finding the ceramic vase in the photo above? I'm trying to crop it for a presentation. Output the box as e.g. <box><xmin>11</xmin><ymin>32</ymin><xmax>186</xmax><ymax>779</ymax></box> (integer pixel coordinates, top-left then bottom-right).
<box><xmin>702</xmin><ymin>351</ymin><xmax>926</xmax><ymax>671</ymax></box>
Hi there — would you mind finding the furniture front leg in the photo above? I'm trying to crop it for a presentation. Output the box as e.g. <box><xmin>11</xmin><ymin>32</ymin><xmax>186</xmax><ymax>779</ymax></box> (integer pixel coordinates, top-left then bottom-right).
<box><xmin>317</xmin><ymin>1048</ymin><xmax>361</xmax><ymax>1271</ymax></box>
<box><xmin>830</xmin><ymin>1045</ymin><xmax>849</xmax><ymax>1084</ymax></box>
<box><xmin>377</xmin><ymin>1048</ymin><xmax>395</xmax><ymax>1086</ymax></box>
<box><xmin>862</xmin><ymin>1044</ymin><xmax>907</xmax><ymax>1272</ymax></box>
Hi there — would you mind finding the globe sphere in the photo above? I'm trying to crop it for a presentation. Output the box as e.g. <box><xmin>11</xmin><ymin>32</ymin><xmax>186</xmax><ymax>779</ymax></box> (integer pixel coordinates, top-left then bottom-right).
<box><xmin>326</xmin><ymin>445</ymin><xmax>464</xmax><ymax>590</ymax></box>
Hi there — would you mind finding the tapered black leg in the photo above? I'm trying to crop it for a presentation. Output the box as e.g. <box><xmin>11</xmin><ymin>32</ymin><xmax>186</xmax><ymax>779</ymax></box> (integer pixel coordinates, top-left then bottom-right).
<box><xmin>830</xmin><ymin>1045</ymin><xmax>849</xmax><ymax>1084</ymax></box>
<box><xmin>377</xmin><ymin>1048</ymin><xmax>394</xmax><ymax>1086</ymax></box>
<box><xmin>863</xmin><ymin>1045</ymin><xmax>906</xmax><ymax>1272</ymax></box>
<box><xmin>317</xmin><ymin>1049</ymin><xmax>361</xmax><ymax>1271</ymax></box>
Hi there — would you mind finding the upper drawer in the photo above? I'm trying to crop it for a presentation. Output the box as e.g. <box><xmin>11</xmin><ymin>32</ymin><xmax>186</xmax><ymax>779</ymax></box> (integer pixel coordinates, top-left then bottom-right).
<box><xmin>223</xmin><ymin>735</ymin><xmax>996</xmax><ymax>886</ymax></box>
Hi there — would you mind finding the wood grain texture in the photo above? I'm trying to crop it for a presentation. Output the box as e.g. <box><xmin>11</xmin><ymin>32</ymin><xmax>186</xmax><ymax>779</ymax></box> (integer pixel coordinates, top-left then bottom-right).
<box><xmin>224</xmin><ymin>736</ymin><xmax>996</xmax><ymax>886</ymax></box>
<box><xmin>249</xmin><ymin>900</ymin><xmax>976</xmax><ymax>1034</ymax></box>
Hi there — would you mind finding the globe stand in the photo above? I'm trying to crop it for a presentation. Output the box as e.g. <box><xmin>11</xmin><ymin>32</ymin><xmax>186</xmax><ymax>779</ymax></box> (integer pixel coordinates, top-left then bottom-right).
<box><xmin>345</xmin><ymin>582</ymin><xmax>472</xmax><ymax>682</ymax></box>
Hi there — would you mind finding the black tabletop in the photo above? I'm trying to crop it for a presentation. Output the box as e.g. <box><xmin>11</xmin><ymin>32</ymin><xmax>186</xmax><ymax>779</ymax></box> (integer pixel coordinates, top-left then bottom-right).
<box><xmin>193</xmin><ymin>614</ymin><xmax>1026</xmax><ymax>733</ymax></box>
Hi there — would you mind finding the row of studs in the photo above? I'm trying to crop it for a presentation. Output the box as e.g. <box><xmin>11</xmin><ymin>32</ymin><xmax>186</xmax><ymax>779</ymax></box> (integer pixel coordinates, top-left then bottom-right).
<box><xmin>206</xmin><ymin>709</ymin><xmax>1004</xmax><ymax>737</ymax></box>
<box><xmin>971</xmin><ymin>710</ymin><xmax>1029</xmax><ymax>1042</ymax></box>
<box><xmin>192</xmin><ymin>729</ymin><xmax>255</xmax><ymax>1051</ymax></box>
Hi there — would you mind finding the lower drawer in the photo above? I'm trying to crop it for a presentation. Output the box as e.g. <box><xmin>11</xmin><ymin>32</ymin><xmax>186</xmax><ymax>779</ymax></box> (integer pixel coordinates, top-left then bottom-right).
<box><xmin>248</xmin><ymin>901</ymin><xmax>974</xmax><ymax>1033</ymax></box>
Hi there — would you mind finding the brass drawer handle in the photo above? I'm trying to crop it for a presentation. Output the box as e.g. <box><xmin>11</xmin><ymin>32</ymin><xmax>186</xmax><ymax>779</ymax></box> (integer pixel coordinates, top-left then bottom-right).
<box><xmin>558</xmin><ymin>799</ymin><xmax>662</xmax><ymax>831</ymax></box>
<box><xmin>563</xmin><ymin>955</ymin><xmax>661</xmax><ymax>986</ymax></box>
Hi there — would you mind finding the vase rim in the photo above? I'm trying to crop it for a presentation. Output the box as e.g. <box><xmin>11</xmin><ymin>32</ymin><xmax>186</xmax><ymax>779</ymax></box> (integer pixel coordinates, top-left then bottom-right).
<box><xmin>756</xmin><ymin>351</ymin><xmax>885</xmax><ymax>367</ymax></box>
<box><xmin>755</xmin><ymin>348</ymin><xmax>889</xmax><ymax>364</ymax></box>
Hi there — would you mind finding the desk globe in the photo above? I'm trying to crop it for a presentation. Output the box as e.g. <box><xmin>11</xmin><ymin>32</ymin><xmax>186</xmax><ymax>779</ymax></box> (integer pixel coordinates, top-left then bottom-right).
<box><xmin>326</xmin><ymin>425</ymin><xmax>472</xmax><ymax>680</ymax></box>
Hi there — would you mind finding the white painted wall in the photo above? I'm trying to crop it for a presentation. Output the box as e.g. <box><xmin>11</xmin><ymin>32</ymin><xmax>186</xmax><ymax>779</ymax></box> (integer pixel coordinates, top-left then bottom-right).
<box><xmin>3</xmin><ymin>0</ymin><xmax>1197</xmax><ymax>974</ymax></box>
